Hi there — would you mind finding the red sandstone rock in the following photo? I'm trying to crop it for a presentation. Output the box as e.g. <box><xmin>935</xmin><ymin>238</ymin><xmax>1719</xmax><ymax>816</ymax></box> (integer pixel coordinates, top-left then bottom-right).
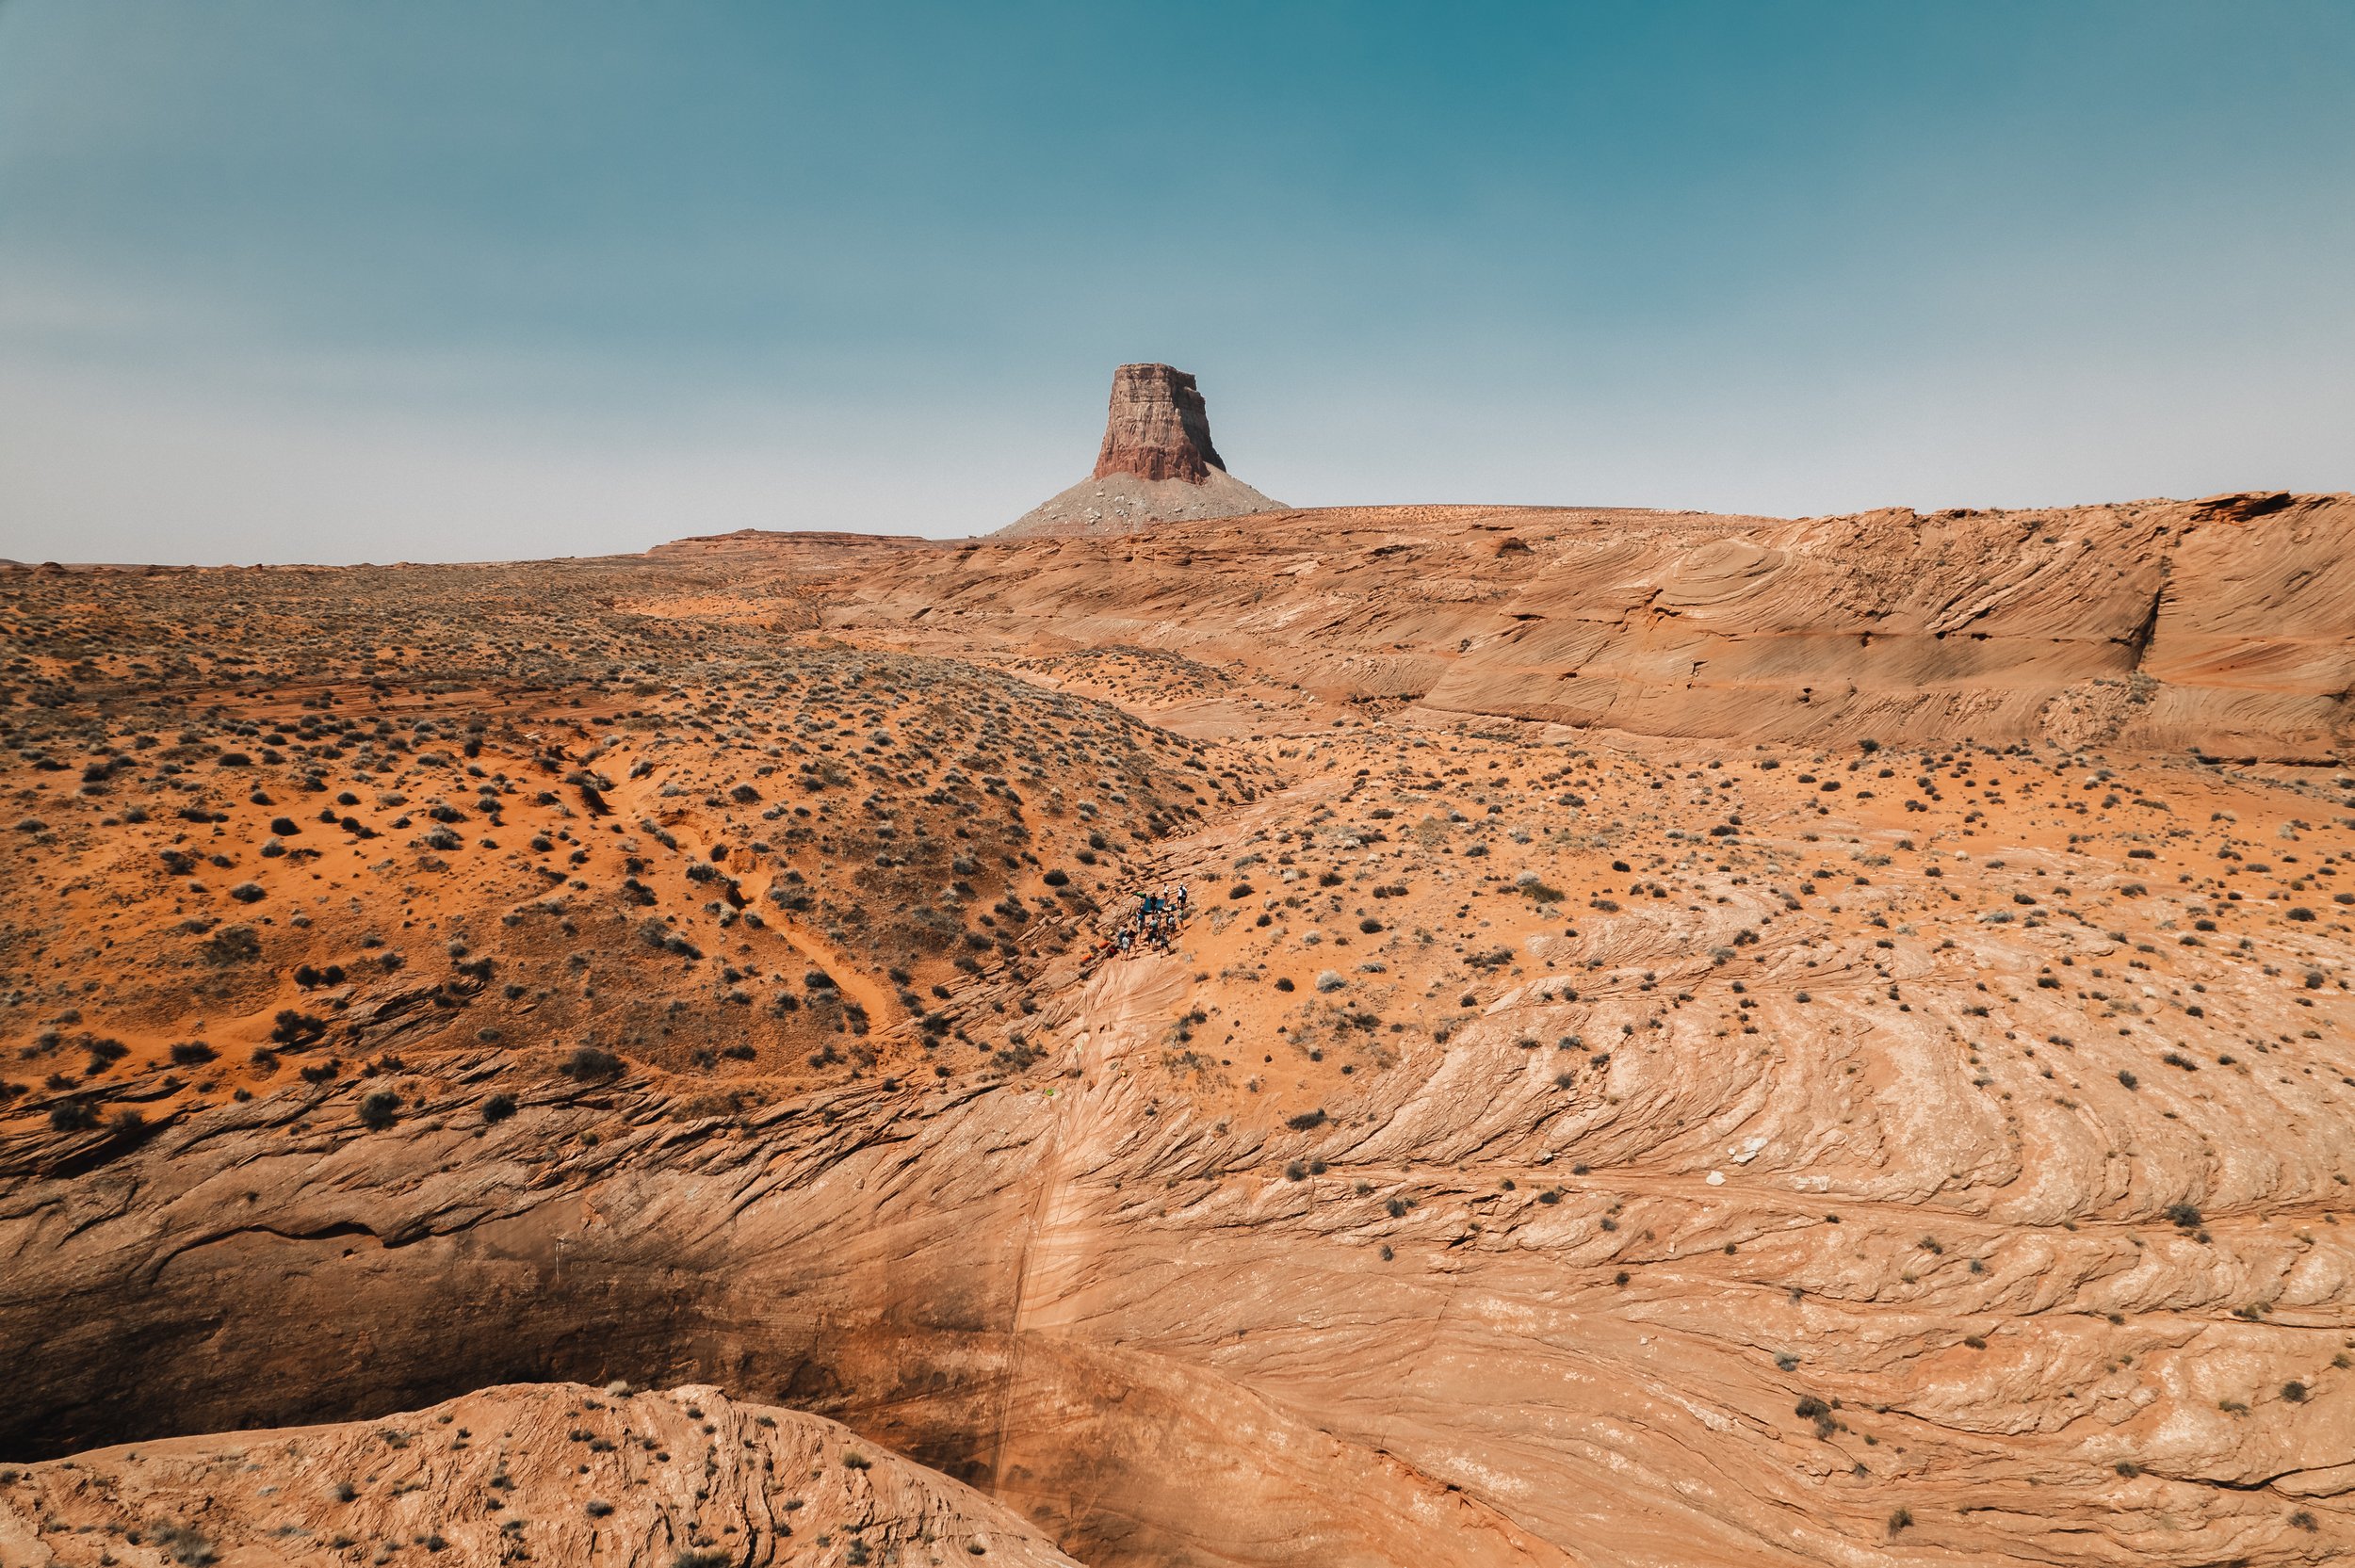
<box><xmin>1095</xmin><ymin>363</ymin><xmax>1225</xmax><ymax>482</ymax></box>
<box><xmin>998</xmin><ymin>365</ymin><xmax>1286</xmax><ymax>536</ymax></box>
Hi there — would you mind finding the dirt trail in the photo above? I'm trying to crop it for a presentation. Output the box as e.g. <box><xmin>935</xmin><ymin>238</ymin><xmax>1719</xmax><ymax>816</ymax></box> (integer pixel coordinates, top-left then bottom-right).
<box><xmin>765</xmin><ymin>910</ymin><xmax>901</xmax><ymax>1032</ymax></box>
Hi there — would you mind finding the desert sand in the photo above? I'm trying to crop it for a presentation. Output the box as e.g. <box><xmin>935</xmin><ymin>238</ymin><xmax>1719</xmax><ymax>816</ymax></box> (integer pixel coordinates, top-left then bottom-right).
<box><xmin>2</xmin><ymin>493</ymin><xmax>2350</xmax><ymax>1566</ymax></box>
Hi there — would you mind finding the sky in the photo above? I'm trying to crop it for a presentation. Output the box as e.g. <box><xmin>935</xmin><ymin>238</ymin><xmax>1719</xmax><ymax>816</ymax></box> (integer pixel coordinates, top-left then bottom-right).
<box><xmin>0</xmin><ymin>1</ymin><xmax>2349</xmax><ymax>564</ymax></box>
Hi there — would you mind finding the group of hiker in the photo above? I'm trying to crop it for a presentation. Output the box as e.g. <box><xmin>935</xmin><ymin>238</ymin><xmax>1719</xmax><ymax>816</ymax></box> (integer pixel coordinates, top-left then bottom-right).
<box><xmin>1088</xmin><ymin>881</ymin><xmax>1190</xmax><ymax>965</ymax></box>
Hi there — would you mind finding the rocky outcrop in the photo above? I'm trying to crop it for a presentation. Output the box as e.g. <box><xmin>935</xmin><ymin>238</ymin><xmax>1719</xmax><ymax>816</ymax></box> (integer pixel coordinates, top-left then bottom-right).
<box><xmin>883</xmin><ymin>495</ymin><xmax>2355</xmax><ymax>758</ymax></box>
<box><xmin>998</xmin><ymin>365</ymin><xmax>1286</xmax><ymax>538</ymax></box>
<box><xmin>1095</xmin><ymin>364</ymin><xmax>1225</xmax><ymax>483</ymax></box>
<box><xmin>0</xmin><ymin>1382</ymin><xmax>1079</xmax><ymax>1567</ymax></box>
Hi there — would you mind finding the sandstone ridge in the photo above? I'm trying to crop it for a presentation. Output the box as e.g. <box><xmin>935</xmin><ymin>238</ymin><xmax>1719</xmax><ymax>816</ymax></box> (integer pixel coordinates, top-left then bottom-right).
<box><xmin>898</xmin><ymin>495</ymin><xmax>2355</xmax><ymax>758</ymax></box>
<box><xmin>0</xmin><ymin>1382</ymin><xmax>1080</xmax><ymax>1567</ymax></box>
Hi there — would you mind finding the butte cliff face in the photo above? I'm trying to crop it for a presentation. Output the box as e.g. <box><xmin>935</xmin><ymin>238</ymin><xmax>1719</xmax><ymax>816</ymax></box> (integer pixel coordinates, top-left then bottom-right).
<box><xmin>998</xmin><ymin>364</ymin><xmax>1287</xmax><ymax>538</ymax></box>
<box><xmin>1094</xmin><ymin>363</ymin><xmax>1225</xmax><ymax>482</ymax></box>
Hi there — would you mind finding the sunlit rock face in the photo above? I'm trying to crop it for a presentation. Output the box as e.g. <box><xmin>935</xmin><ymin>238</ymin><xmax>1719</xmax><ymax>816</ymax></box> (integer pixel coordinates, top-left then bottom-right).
<box><xmin>999</xmin><ymin>364</ymin><xmax>1286</xmax><ymax>537</ymax></box>
<box><xmin>1094</xmin><ymin>363</ymin><xmax>1225</xmax><ymax>483</ymax></box>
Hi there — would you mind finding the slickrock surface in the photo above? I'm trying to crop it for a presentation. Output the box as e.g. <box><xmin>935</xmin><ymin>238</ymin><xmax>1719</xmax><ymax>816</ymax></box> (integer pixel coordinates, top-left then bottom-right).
<box><xmin>999</xmin><ymin>365</ymin><xmax>1286</xmax><ymax>537</ymax></box>
<box><xmin>0</xmin><ymin>1382</ymin><xmax>1077</xmax><ymax>1566</ymax></box>
<box><xmin>873</xmin><ymin>495</ymin><xmax>2355</xmax><ymax>759</ymax></box>
<box><xmin>4</xmin><ymin>496</ymin><xmax>2353</xmax><ymax>1567</ymax></box>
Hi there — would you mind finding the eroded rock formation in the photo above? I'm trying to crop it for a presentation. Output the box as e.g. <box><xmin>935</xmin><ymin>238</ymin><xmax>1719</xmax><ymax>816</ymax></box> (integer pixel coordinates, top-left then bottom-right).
<box><xmin>0</xmin><ymin>1382</ymin><xmax>1079</xmax><ymax>1567</ymax></box>
<box><xmin>1095</xmin><ymin>364</ymin><xmax>1225</xmax><ymax>483</ymax></box>
<box><xmin>881</xmin><ymin>494</ymin><xmax>2355</xmax><ymax>759</ymax></box>
<box><xmin>999</xmin><ymin>365</ymin><xmax>1286</xmax><ymax>537</ymax></box>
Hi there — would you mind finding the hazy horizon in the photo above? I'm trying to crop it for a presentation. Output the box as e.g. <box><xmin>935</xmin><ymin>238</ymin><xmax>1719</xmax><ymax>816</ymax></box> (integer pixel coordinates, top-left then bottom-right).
<box><xmin>3</xmin><ymin>1</ymin><xmax>2350</xmax><ymax>565</ymax></box>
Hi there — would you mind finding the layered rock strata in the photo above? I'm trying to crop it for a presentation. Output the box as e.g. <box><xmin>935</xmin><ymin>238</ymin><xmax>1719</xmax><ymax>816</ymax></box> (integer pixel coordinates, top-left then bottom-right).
<box><xmin>876</xmin><ymin>494</ymin><xmax>2355</xmax><ymax>758</ymax></box>
<box><xmin>0</xmin><ymin>1382</ymin><xmax>1079</xmax><ymax>1567</ymax></box>
<box><xmin>999</xmin><ymin>364</ymin><xmax>1286</xmax><ymax>537</ymax></box>
<box><xmin>1094</xmin><ymin>363</ymin><xmax>1225</xmax><ymax>482</ymax></box>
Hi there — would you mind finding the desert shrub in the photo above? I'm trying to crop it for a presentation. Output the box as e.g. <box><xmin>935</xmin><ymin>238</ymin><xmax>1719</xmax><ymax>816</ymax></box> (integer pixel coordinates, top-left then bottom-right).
<box><xmin>482</xmin><ymin>1092</ymin><xmax>517</xmax><ymax>1123</ymax></box>
<box><xmin>145</xmin><ymin>1522</ymin><xmax>218</xmax><ymax>1565</ymax></box>
<box><xmin>559</xmin><ymin>1046</ymin><xmax>624</xmax><ymax>1082</ymax></box>
<box><xmin>1287</xmin><ymin>1108</ymin><xmax>1327</xmax><ymax>1131</ymax></box>
<box><xmin>49</xmin><ymin>1100</ymin><xmax>97</xmax><ymax>1132</ymax></box>
<box><xmin>358</xmin><ymin>1091</ymin><xmax>399</xmax><ymax>1130</ymax></box>
<box><xmin>271</xmin><ymin>1010</ymin><xmax>328</xmax><ymax>1045</ymax></box>
<box><xmin>200</xmin><ymin>925</ymin><xmax>263</xmax><ymax>965</ymax></box>
<box><xmin>170</xmin><ymin>1041</ymin><xmax>217</xmax><ymax>1066</ymax></box>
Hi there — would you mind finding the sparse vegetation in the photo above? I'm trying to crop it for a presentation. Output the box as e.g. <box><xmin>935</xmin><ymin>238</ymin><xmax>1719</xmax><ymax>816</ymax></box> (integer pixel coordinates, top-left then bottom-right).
<box><xmin>3</xmin><ymin>506</ymin><xmax>2349</xmax><ymax>1566</ymax></box>
<box><xmin>559</xmin><ymin>1046</ymin><xmax>625</xmax><ymax>1082</ymax></box>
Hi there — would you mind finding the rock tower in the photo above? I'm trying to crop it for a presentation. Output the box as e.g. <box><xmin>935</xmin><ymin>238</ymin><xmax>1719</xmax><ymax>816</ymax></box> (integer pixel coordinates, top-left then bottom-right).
<box><xmin>1094</xmin><ymin>364</ymin><xmax>1226</xmax><ymax>482</ymax></box>
<box><xmin>997</xmin><ymin>364</ymin><xmax>1284</xmax><ymax>538</ymax></box>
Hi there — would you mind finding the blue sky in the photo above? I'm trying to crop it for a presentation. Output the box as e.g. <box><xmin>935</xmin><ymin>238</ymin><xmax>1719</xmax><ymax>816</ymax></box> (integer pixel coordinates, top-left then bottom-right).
<box><xmin>1</xmin><ymin>1</ymin><xmax>2349</xmax><ymax>562</ymax></box>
